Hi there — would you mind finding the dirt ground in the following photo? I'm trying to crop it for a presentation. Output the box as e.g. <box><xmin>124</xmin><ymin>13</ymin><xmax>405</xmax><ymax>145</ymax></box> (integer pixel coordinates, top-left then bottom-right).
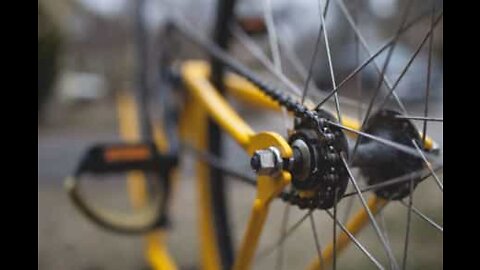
<box><xmin>38</xmin><ymin>93</ymin><xmax>443</xmax><ymax>269</ymax></box>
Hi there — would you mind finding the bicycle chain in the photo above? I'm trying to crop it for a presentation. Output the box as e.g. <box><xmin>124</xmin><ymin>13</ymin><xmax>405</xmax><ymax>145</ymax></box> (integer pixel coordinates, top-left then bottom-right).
<box><xmin>215</xmin><ymin>56</ymin><xmax>348</xmax><ymax>209</ymax></box>
<box><xmin>219</xmin><ymin>54</ymin><xmax>318</xmax><ymax>121</ymax></box>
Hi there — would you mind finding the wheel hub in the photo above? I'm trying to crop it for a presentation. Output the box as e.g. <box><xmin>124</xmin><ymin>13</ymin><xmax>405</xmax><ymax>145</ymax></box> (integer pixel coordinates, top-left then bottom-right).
<box><xmin>354</xmin><ymin>109</ymin><xmax>425</xmax><ymax>200</ymax></box>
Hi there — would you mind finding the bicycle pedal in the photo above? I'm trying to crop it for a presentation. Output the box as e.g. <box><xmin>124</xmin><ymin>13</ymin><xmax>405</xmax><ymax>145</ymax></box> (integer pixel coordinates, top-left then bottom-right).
<box><xmin>74</xmin><ymin>142</ymin><xmax>177</xmax><ymax>176</ymax></box>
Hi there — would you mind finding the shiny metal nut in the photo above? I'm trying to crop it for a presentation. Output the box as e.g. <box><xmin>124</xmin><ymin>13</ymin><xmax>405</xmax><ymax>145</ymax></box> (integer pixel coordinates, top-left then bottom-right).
<box><xmin>250</xmin><ymin>147</ymin><xmax>283</xmax><ymax>176</ymax></box>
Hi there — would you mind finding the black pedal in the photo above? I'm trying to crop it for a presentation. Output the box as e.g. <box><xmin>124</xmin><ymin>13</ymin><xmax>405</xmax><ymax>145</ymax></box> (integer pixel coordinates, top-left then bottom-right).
<box><xmin>74</xmin><ymin>142</ymin><xmax>177</xmax><ymax>177</ymax></box>
<box><xmin>66</xmin><ymin>141</ymin><xmax>178</xmax><ymax>234</ymax></box>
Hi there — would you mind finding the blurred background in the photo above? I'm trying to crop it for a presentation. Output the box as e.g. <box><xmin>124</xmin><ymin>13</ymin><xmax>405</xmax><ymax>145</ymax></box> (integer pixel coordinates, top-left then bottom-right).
<box><xmin>38</xmin><ymin>0</ymin><xmax>443</xmax><ymax>269</ymax></box>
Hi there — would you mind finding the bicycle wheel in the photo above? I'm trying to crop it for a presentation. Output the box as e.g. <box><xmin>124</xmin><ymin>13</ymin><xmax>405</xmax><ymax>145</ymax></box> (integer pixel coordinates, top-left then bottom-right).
<box><xmin>155</xmin><ymin>0</ymin><xmax>443</xmax><ymax>269</ymax></box>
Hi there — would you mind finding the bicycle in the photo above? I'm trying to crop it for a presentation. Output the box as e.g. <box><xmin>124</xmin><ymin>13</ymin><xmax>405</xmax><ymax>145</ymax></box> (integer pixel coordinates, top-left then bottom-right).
<box><xmin>65</xmin><ymin>0</ymin><xmax>443</xmax><ymax>269</ymax></box>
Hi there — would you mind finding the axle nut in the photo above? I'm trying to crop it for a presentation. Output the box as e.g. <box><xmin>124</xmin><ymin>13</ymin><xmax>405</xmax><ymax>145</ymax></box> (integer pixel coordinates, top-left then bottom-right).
<box><xmin>250</xmin><ymin>147</ymin><xmax>283</xmax><ymax>176</ymax></box>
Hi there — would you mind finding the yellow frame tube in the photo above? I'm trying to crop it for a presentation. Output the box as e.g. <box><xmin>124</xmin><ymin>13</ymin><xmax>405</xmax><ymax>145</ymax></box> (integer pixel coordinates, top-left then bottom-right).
<box><xmin>182</xmin><ymin>61</ymin><xmax>255</xmax><ymax>150</ymax></box>
<box><xmin>116</xmin><ymin>90</ymin><xmax>177</xmax><ymax>270</ymax></box>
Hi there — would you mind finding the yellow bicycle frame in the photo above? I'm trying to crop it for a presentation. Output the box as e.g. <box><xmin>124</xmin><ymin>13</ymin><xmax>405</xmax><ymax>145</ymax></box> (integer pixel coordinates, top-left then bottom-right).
<box><xmin>118</xmin><ymin>59</ymin><xmax>435</xmax><ymax>270</ymax></box>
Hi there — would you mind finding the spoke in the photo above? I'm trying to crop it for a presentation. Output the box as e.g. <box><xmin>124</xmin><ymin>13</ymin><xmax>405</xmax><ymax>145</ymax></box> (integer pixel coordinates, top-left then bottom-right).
<box><xmin>422</xmin><ymin>2</ymin><xmax>437</xmax><ymax>146</ymax></box>
<box><xmin>412</xmin><ymin>140</ymin><xmax>443</xmax><ymax>191</ymax></box>
<box><xmin>325</xmin><ymin>210</ymin><xmax>385</xmax><ymax>270</ymax></box>
<box><xmin>275</xmin><ymin>200</ymin><xmax>291</xmax><ymax>270</ymax></box>
<box><xmin>315</xmin><ymin>39</ymin><xmax>389</xmax><ymax>110</ymax></box>
<box><xmin>342</xmin><ymin>164</ymin><xmax>443</xmax><ymax>198</ymax></box>
<box><xmin>232</xmin><ymin>23</ymin><xmax>299</xmax><ymax>137</ymax></box>
<box><xmin>301</xmin><ymin>0</ymin><xmax>331</xmax><ymax>105</ymax></box>
<box><xmin>231</xmin><ymin>23</ymin><xmax>368</xmax><ymax>114</ymax></box>
<box><xmin>326</xmin><ymin>120</ymin><xmax>438</xmax><ymax>161</ymax></box>
<box><xmin>318</xmin><ymin>0</ymin><xmax>342</xmax><ymax>123</ymax></box>
<box><xmin>310</xmin><ymin>213</ymin><xmax>325</xmax><ymax>270</ymax></box>
<box><xmin>353</xmin><ymin>0</ymin><xmax>363</xmax><ymax>125</ymax></box>
<box><xmin>314</xmin><ymin>11</ymin><xmax>443</xmax><ymax>111</ymax></box>
<box><xmin>334</xmin><ymin>0</ymin><xmax>408</xmax><ymax>114</ymax></box>
<box><xmin>279</xmin><ymin>30</ymin><xmax>362</xmax><ymax>109</ymax></box>
<box><xmin>349</xmin><ymin>0</ymin><xmax>414</xmax><ymax>162</ymax></box>
<box><xmin>401</xmin><ymin>176</ymin><xmax>415</xmax><ymax>270</ymax></box>
<box><xmin>263</xmin><ymin>0</ymin><xmax>282</xmax><ymax>71</ymax></box>
<box><xmin>378</xmin><ymin>12</ymin><xmax>443</xmax><ymax>110</ymax></box>
<box><xmin>231</xmin><ymin>24</ymin><xmax>303</xmax><ymax>97</ymax></box>
<box><xmin>341</xmin><ymin>156</ymin><xmax>399</xmax><ymax>269</ymax></box>
<box><xmin>395</xmin><ymin>115</ymin><xmax>443</xmax><ymax>122</ymax></box>
<box><xmin>256</xmin><ymin>210</ymin><xmax>313</xmax><ymax>260</ymax></box>
<box><xmin>276</xmin><ymin>24</ymin><xmax>369</xmax><ymax>109</ymax></box>
<box><xmin>262</xmin><ymin>0</ymin><xmax>293</xmax><ymax>136</ymax></box>
<box><xmin>232</xmin><ymin>23</ymin><xmax>291</xmax><ymax>136</ymax></box>
<box><xmin>399</xmin><ymin>200</ymin><xmax>443</xmax><ymax>233</ymax></box>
